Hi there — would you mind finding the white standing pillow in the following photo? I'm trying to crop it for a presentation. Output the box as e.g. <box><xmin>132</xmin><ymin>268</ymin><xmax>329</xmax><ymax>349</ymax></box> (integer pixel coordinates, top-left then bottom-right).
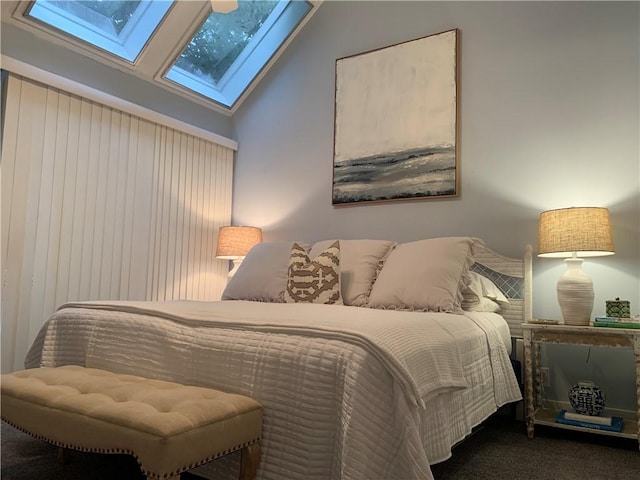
<box><xmin>310</xmin><ymin>239</ymin><xmax>396</xmax><ymax>306</ymax></box>
<box><xmin>222</xmin><ymin>241</ymin><xmax>309</xmax><ymax>302</ymax></box>
<box><xmin>368</xmin><ymin>237</ymin><xmax>479</xmax><ymax>312</ymax></box>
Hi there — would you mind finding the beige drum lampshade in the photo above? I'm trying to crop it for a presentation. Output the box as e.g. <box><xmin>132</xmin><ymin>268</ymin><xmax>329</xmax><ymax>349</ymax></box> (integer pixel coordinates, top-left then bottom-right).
<box><xmin>216</xmin><ymin>226</ymin><xmax>263</xmax><ymax>260</ymax></box>
<box><xmin>537</xmin><ymin>207</ymin><xmax>614</xmax><ymax>326</ymax></box>
<box><xmin>216</xmin><ymin>226</ymin><xmax>262</xmax><ymax>279</ymax></box>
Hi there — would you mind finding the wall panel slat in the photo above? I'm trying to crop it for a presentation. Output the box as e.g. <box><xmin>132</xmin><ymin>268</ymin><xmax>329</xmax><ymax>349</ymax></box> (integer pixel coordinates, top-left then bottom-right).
<box><xmin>1</xmin><ymin>74</ymin><xmax>233</xmax><ymax>373</ymax></box>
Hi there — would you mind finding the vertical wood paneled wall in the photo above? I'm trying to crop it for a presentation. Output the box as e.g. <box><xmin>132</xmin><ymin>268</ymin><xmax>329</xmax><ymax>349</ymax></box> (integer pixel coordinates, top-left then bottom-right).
<box><xmin>1</xmin><ymin>74</ymin><xmax>233</xmax><ymax>373</ymax></box>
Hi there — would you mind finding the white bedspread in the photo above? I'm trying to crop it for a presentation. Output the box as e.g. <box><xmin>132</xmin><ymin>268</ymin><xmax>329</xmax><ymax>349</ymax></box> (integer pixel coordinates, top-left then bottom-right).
<box><xmin>25</xmin><ymin>300</ymin><xmax>521</xmax><ymax>480</ymax></box>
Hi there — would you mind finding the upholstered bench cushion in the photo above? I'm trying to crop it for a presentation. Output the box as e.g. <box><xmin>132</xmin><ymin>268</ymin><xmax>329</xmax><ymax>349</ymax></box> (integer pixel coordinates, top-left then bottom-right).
<box><xmin>1</xmin><ymin>366</ymin><xmax>262</xmax><ymax>479</ymax></box>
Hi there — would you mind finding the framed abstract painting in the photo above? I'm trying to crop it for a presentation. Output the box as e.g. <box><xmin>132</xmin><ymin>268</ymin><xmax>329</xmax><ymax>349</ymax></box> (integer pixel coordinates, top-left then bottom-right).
<box><xmin>332</xmin><ymin>29</ymin><xmax>459</xmax><ymax>205</ymax></box>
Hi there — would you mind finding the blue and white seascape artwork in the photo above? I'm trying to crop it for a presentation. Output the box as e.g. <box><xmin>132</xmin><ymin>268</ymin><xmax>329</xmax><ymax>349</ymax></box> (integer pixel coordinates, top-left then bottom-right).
<box><xmin>332</xmin><ymin>145</ymin><xmax>455</xmax><ymax>204</ymax></box>
<box><xmin>332</xmin><ymin>29</ymin><xmax>458</xmax><ymax>205</ymax></box>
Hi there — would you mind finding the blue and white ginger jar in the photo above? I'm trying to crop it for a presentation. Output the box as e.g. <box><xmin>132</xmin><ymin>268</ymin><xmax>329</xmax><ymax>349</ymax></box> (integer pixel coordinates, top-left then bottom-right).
<box><xmin>568</xmin><ymin>380</ymin><xmax>606</xmax><ymax>416</ymax></box>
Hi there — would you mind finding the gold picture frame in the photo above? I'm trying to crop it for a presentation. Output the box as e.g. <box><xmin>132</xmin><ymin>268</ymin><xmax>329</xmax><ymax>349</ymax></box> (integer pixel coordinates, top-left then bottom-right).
<box><xmin>333</xmin><ymin>29</ymin><xmax>459</xmax><ymax>205</ymax></box>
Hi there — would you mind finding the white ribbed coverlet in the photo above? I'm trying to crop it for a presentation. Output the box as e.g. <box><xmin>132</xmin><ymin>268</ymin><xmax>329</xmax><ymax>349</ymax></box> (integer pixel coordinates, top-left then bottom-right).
<box><xmin>25</xmin><ymin>301</ymin><xmax>521</xmax><ymax>480</ymax></box>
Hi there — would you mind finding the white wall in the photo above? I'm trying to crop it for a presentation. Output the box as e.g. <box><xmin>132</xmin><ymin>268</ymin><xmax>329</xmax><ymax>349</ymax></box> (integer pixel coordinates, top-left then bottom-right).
<box><xmin>232</xmin><ymin>2</ymin><xmax>640</xmax><ymax>410</ymax></box>
<box><xmin>0</xmin><ymin>21</ymin><xmax>234</xmax><ymax>139</ymax></box>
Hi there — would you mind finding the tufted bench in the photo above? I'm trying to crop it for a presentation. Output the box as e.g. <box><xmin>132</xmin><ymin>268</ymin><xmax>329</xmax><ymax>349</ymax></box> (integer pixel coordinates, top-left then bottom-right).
<box><xmin>1</xmin><ymin>366</ymin><xmax>263</xmax><ymax>480</ymax></box>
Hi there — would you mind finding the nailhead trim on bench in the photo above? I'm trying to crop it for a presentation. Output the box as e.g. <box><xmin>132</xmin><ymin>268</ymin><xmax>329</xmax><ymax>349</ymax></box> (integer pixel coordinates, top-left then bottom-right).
<box><xmin>3</xmin><ymin>418</ymin><xmax>260</xmax><ymax>479</ymax></box>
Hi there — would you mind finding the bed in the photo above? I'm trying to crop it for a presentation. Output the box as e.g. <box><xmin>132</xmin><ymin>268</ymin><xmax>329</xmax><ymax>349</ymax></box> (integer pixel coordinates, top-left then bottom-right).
<box><xmin>24</xmin><ymin>237</ymin><xmax>531</xmax><ymax>480</ymax></box>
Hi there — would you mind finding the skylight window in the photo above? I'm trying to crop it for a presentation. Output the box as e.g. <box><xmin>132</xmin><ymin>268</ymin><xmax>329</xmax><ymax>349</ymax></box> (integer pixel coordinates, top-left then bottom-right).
<box><xmin>164</xmin><ymin>0</ymin><xmax>312</xmax><ymax>110</ymax></box>
<box><xmin>13</xmin><ymin>0</ymin><xmax>321</xmax><ymax>114</ymax></box>
<box><xmin>27</xmin><ymin>0</ymin><xmax>173</xmax><ymax>63</ymax></box>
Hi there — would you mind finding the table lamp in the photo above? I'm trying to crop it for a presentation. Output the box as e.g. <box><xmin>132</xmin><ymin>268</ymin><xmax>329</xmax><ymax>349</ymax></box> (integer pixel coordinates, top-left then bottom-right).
<box><xmin>216</xmin><ymin>225</ymin><xmax>262</xmax><ymax>278</ymax></box>
<box><xmin>537</xmin><ymin>207</ymin><xmax>614</xmax><ymax>325</ymax></box>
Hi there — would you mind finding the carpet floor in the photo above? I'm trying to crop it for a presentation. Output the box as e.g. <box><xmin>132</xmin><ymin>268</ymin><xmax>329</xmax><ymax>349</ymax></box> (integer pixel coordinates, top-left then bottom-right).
<box><xmin>430</xmin><ymin>414</ymin><xmax>639</xmax><ymax>480</ymax></box>
<box><xmin>2</xmin><ymin>414</ymin><xmax>639</xmax><ymax>479</ymax></box>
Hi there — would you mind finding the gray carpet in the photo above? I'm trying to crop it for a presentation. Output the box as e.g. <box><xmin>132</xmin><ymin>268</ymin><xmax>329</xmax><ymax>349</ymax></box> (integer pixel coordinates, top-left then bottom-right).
<box><xmin>430</xmin><ymin>415</ymin><xmax>640</xmax><ymax>480</ymax></box>
<box><xmin>2</xmin><ymin>415</ymin><xmax>639</xmax><ymax>479</ymax></box>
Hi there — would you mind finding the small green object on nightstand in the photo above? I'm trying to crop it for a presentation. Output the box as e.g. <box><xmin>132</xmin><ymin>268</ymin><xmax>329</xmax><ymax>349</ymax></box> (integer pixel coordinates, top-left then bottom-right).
<box><xmin>605</xmin><ymin>298</ymin><xmax>631</xmax><ymax>318</ymax></box>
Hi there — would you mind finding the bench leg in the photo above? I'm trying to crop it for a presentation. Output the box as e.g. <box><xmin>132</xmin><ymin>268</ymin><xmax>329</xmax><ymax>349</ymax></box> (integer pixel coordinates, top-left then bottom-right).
<box><xmin>239</xmin><ymin>443</ymin><xmax>261</xmax><ymax>480</ymax></box>
<box><xmin>57</xmin><ymin>447</ymin><xmax>65</xmax><ymax>465</ymax></box>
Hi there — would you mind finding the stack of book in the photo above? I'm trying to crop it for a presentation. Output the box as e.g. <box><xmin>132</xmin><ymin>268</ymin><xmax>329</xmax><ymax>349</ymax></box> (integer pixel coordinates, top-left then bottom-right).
<box><xmin>555</xmin><ymin>409</ymin><xmax>624</xmax><ymax>432</ymax></box>
<box><xmin>592</xmin><ymin>316</ymin><xmax>640</xmax><ymax>329</ymax></box>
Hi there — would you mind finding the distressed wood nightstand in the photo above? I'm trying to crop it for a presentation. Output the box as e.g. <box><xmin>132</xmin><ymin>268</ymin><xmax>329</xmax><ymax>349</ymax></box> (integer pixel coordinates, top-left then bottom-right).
<box><xmin>522</xmin><ymin>322</ymin><xmax>640</xmax><ymax>449</ymax></box>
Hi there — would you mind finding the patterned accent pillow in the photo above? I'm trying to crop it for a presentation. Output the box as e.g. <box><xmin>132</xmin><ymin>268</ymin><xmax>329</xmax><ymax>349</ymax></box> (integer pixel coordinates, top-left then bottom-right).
<box><xmin>284</xmin><ymin>241</ymin><xmax>342</xmax><ymax>304</ymax></box>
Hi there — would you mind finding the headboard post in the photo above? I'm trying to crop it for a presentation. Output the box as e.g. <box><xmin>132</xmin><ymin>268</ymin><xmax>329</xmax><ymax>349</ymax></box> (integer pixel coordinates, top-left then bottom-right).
<box><xmin>524</xmin><ymin>244</ymin><xmax>533</xmax><ymax>324</ymax></box>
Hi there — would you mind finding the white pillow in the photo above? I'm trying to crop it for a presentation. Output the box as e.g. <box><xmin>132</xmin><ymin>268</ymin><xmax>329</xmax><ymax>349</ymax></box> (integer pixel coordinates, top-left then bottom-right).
<box><xmin>222</xmin><ymin>241</ymin><xmax>310</xmax><ymax>302</ymax></box>
<box><xmin>462</xmin><ymin>271</ymin><xmax>510</xmax><ymax>311</ymax></box>
<box><xmin>474</xmin><ymin>296</ymin><xmax>502</xmax><ymax>312</ymax></box>
<box><xmin>367</xmin><ymin>237</ymin><xmax>479</xmax><ymax>312</ymax></box>
<box><xmin>310</xmin><ymin>239</ymin><xmax>396</xmax><ymax>306</ymax></box>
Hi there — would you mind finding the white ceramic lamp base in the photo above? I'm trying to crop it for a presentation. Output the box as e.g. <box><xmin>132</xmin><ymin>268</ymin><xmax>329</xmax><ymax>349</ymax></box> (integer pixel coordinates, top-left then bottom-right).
<box><xmin>228</xmin><ymin>259</ymin><xmax>243</xmax><ymax>279</ymax></box>
<box><xmin>557</xmin><ymin>258</ymin><xmax>594</xmax><ymax>326</ymax></box>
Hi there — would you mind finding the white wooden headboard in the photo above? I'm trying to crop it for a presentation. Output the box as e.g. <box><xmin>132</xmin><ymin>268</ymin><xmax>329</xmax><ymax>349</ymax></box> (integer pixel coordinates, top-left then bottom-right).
<box><xmin>471</xmin><ymin>243</ymin><xmax>532</xmax><ymax>338</ymax></box>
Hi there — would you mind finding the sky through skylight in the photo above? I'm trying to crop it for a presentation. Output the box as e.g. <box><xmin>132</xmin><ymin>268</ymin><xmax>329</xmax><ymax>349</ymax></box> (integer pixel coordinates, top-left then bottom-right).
<box><xmin>24</xmin><ymin>0</ymin><xmax>315</xmax><ymax>112</ymax></box>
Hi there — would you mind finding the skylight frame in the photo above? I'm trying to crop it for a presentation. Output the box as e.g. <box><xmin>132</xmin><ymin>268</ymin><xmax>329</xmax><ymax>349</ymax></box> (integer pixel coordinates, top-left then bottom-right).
<box><xmin>211</xmin><ymin>1</ymin><xmax>287</xmax><ymax>90</ymax></box>
<box><xmin>24</xmin><ymin>0</ymin><xmax>173</xmax><ymax>64</ymax></box>
<box><xmin>161</xmin><ymin>0</ymin><xmax>313</xmax><ymax>111</ymax></box>
<box><xmin>8</xmin><ymin>0</ymin><xmax>323</xmax><ymax>115</ymax></box>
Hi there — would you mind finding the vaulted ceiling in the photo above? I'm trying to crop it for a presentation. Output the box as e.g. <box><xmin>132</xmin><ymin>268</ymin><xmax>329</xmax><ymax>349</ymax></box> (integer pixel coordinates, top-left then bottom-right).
<box><xmin>1</xmin><ymin>1</ymin><xmax>322</xmax><ymax>117</ymax></box>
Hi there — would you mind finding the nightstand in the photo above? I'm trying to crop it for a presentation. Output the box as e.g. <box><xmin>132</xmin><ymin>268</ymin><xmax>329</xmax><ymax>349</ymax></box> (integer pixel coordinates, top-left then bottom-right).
<box><xmin>522</xmin><ymin>322</ymin><xmax>640</xmax><ymax>449</ymax></box>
